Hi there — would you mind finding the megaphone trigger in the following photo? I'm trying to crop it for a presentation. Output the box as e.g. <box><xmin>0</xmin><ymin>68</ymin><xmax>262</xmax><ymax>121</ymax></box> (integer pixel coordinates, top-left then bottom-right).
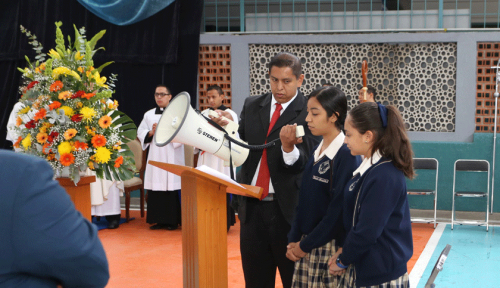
<box><xmin>296</xmin><ymin>125</ymin><xmax>305</xmax><ymax>138</ymax></box>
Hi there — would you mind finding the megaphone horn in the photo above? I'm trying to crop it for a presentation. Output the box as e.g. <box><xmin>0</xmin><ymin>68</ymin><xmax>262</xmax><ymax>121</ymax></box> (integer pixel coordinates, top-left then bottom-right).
<box><xmin>154</xmin><ymin>92</ymin><xmax>249</xmax><ymax>167</ymax></box>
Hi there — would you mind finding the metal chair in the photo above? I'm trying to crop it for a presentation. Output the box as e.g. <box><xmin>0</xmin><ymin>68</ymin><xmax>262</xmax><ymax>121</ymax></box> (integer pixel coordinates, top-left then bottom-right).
<box><xmin>407</xmin><ymin>158</ymin><xmax>439</xmax><ymax>228</ymax></box>
<box><xmin>451</xmin><ymin>159</ymin><xmax>490</xmax><ymax>231</ymax></box>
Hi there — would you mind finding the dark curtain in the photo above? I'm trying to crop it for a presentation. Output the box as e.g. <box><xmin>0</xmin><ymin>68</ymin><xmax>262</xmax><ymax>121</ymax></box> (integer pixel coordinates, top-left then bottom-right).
<box><xmin>0</xmin><ymin>0</ymin><xmax>203</xmax><ymax>149</ymax></box>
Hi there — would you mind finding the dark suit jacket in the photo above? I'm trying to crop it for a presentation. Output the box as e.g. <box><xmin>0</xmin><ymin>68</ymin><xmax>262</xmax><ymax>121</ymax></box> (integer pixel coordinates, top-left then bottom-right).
<box><xmin>236</xmin><ymin>92</ymin><xmax>321</xmax><ymax>224</ymax></box>
<box><xmin>0</xmin><ymin>150</ymin><xmax>109</xmax><ymax>288</ymax></box>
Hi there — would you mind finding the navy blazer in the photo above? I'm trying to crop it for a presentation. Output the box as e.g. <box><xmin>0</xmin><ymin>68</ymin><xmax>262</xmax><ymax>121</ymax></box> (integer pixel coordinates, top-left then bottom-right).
<box><xmin>0</xmin><ymin>150</ymin><xmax>109</xmax><ymax>288</ymax></box>
<box><xmin>236</xmin><ymin>92</ymin><xmax>321</xmax><ymax>224</ymax></box>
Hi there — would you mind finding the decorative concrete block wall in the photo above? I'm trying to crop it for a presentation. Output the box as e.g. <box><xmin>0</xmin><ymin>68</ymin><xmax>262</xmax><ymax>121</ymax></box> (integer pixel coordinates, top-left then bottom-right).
<box><xmin>248</xmin><ymin>43</ymin><xmax>457</xmax><ymax>132</ymax></box>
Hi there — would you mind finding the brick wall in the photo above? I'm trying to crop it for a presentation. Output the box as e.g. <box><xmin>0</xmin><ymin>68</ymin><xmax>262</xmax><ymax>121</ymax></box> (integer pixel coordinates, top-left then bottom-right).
<box><xmin>476</xmin><ymin>43</ymin><xmax>500</xmax><ymax>132</ymax></box>
<box><xmin>198</xmin><ymin>45</ymin><xmax>232</xmax><ymax>111</ymax></box>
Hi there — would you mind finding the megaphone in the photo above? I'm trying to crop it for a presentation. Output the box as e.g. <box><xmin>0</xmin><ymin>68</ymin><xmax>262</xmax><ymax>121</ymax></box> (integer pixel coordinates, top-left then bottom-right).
<box><xmin>154</xmin><ymin>92</ymin><xmax>249</xmax><ymax>167</ymax></box>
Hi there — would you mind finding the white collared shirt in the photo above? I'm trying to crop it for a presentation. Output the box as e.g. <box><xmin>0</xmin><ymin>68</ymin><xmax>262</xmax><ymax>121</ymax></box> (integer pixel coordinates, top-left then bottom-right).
<box><xmin>251</xmin><ymin>90</ymin><xmax>299</xmax><ymax>194</ymax></box>
<box><xmin>313</xmin><ymin>132</ymin><xmax>345</xmax><ymax>162</ymax></box>
<box><xmin>352</xmin><ymin>150</ymin><xmax>382</xmax><ymax>176</ymax></box>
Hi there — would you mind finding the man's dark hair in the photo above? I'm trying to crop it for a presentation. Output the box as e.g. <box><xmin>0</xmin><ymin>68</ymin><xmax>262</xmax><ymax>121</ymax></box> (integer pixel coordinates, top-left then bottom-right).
<box><xmin>268</xmin><ymin>52</ymin><xmax>302</xmax><ymax>79</ymax></box>
<box><xmin>207</xmin><ymin>85</ymin><xmax>223</xmax><ymax>95</ymax></box>
<box><xmin>367</xmin><ymin>85</ymin><xmax>377</xmax><ymax>101</ymax></box>
<box><xmin>156</xmin><ymin>84</ymin><xmax>171</xmax><ymax>94</ymax></box>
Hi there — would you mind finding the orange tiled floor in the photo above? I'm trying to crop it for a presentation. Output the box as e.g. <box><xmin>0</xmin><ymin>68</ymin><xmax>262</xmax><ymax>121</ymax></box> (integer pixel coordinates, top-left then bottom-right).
<box><xmin>98</xmin><ymin>210</ymin><xmax>434</xmax><ymax>287</ymax></box>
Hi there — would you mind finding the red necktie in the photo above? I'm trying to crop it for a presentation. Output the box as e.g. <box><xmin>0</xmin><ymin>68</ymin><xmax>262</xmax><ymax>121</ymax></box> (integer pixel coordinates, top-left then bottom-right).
<box><xmin>256</xmin><ymin>103</ymin><xmax>282</xmax><ymax>200</ymax></box>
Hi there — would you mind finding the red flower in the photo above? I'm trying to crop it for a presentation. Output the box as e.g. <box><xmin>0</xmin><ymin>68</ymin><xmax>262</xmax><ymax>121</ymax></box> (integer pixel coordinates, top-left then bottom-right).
<box><xmin>48</xmin><ymin>131</ymin><xmax>59</xmax><ymax>143</ymax></box>
<box><xmin>72</xmin><ymin>90</ymin><xmax>85</xmax><ymax>99</ymax></box>
<box><xmin>25</xmin><ymin>81</ymin><xmax>39</xmax><ymax>92</ymax></box>
<box><xmin>71</xmin><ymin>114</ymin><xmax>83</xmax><ymax>122</ymax></box>
<box><xmin>25</xmin><ymin>120</ymin><xmax>37</xmax><ymax>129</ymax></box>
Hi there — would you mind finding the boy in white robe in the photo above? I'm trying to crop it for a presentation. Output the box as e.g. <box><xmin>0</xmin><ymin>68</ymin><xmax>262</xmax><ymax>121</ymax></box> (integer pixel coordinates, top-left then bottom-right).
<box><xmin>195</xmin><ymin>85</ymin><xmax>237</xmax><ymax>230</ymax></box>
<box><xmin>138</xmin><ymin>85</ymin><xmax>184</xmax><ymax>230</ymax></box>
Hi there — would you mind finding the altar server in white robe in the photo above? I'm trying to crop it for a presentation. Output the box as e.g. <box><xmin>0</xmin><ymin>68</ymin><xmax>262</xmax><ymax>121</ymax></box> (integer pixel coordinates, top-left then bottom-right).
<box><xmin>90</xmin><ymin>175</ymin><xmax>123</xmax><ymax>229</ymax></box>
<box><xmin>138</xmin><ymin>85</ymin><xmax>184</xmax><ymax>230</ymax></box>
<box><xmin>195</xmin><ymin>85</ymin><xmax>237</xmax><ymax>230</ymax></box>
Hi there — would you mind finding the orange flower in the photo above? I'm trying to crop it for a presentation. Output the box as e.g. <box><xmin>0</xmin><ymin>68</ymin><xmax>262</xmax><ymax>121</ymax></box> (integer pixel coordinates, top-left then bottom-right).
<box><xmin>82</xmin><ymin>92</ymin><xmax>96</xmax><ymax>100</ymax></box>
<box><xmin>91</xmin><ymin>134</ymin><xmax>106</xmax><ymax>147</ymax></box>
<box><xmin>49</xmin><ymin>101</ymin><xmax>62</xmax><ymax>110</ymax></box>
<box><xmin>63</xmin><ymin>128</ymin><xmax>78</xmax><ymax>140</ymax></box>
<box><xmin>114</xmin><ymin>156</ymin><xmax>124</xmax><ymax>168</ymax></box>
<box><xmin>98</xmin><ymin>115</ymin><xmax>112</xmax><ymax>129</ymax></box>
<box><xmin>49</xmin><ymin>80</ymin><xmax>63</xmax><ymax>92</ymax></box>
<box><xmin>33</xmin><ymin>108</ymin><xmax>47</xmax><ymax>121</ymax></box>
<box><xmin>59</xmin><ymin>153</ymin><xmax>75</xmax><ymax>166</ymax></box>
<box><xmin>36</xmin><ymin>132</ymin><xmax>48</xmax><ymax>144</ymax></box>
<box><xmin>58</xmin><ymin>91</ymin><xmax>72</xmax><ymax>100</ymax></box>
<box><xmin>13</xmin><ymin>136</ymin><xmax>23</xmax><ymax>148</ymax></box>
<box><xmin>47</xmin><ymin>153</ymin><xmax>56</xmax><ymax>161</ymax></box>
<box><xmin>42</xmin><ymin>143</ymin><xmax>52</xmax><ymax>154</ymax></box>
<box><xmin>74</xmin><ymin>141</ymin><xmax>89</xmax><ymax>150</ymax></box>
<box><xmin>16</xmin><ymin>116</ymin><xmax>23</xmax><ymax>127</ymax></box>
<box><xmin>88</xmin><ymin>161</ymin><xmax>95</xmax><ymax>170</ymax></box>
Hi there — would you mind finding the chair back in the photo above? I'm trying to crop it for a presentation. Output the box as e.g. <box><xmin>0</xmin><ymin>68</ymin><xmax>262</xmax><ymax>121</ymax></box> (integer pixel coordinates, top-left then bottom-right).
<box><xmin>413</xmin><ymin>158</ymin><xmax>438</xmax><ymax>170</ymax></box>
<box><xmin>455</xmin><ymin>159</ymin><xmax>489</xmax><ymax>172</ymax></box>
<box><xmin>126</xmin><ymin>139</ymin><xmax>144</xmax><ymax>173</ymax></box>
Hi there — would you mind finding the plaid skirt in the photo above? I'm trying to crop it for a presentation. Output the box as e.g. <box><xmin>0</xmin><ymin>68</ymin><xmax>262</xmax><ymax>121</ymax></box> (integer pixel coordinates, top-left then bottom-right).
<box><xmin>342</xmin><ymin>266</ymin><xmax>409</xmax><ymax>288</ymax></box>
<box><xmin>292</xmin><ymin>237</ymin><xmax>349</xmax><ymax>288</ymax></box>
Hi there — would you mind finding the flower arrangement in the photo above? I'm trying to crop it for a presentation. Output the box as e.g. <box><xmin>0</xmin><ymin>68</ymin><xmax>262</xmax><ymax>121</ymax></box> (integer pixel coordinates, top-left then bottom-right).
<box><xmin>12</xmin><ymin>21</ymin><xmax>137</xmax><ymax>184</ymax></box>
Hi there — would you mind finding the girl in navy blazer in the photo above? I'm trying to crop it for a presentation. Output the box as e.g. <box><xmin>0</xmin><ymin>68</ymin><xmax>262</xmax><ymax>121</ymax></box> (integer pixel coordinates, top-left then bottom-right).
<box><xmin>285</xmin><ymin>86</ymin><xmax>361</xmax><ymax>287</ymax></box>
<box><xmin>329</xmin><ymin>102</ymin><xmax>414</xmax><ymax>288</ymax></box>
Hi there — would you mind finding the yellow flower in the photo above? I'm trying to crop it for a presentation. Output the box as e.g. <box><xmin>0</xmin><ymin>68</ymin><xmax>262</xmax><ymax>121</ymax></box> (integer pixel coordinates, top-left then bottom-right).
<box><xmin>52</xmin><ymin>67</ymin><xmax>81</xmax><ymax>80</ymax></box>
<box><xmin>58</xmin><ymin>141</ymin><xmax>73</xmax><ymax>155</ymax></box>
<box><xmin>76</xmin><ymin>102</ymin><xmax>83</xmax><ymax>108</ymax></box>
<box><xmin>93</xmin><ymin>71</ymin><xmax>107</xmax><ymax>87</ymax></box>
<box><xmin>48</xmin><ymin>49</ymin><xmax>61</xmax><ymax>59</ymax></box>
<box><xmin>80</xmin><ymin>106</ymin><xmax>96</xmax><ymax>123</ymax></box>
<box><xmin>35</xmin><ymin>63</ymin><xmax>46</xmax><ymax>73</ymax></box>
<box><xmin>88</xmin><ymin>161</ymin><xmax>95</xmax><ymax>170</ymax></box>
<box><xmin>75</xmin><ymin>51</ymin><xmax>84</xmax><ymax>60</ymax></box>
<box><xmin>21</xmin><ymin>134</ymin><xmax>31</xmax><ymax>149</ymax></box>
<box><xmin>70</xmin><ymin>70</ymin><xmax>81</xmax><ymax>81</ymax></box>
<box><xmin>18</xmin><ymin>106</ymin><xmax>30</xmax><ymax>115</ymax></box>
<box><xmin>58</xmin><ymin>106</ymin><xmax>74</xmax><ymax>117</ymax></box>
<box><xmin>94</xmin><ymin>147</ymin><xmax>111</xmax><ymax>163</ymax></box>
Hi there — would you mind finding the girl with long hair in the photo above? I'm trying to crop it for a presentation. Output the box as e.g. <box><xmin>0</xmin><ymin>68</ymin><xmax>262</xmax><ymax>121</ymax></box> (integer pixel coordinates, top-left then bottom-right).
<box><xmin>329</xmin><ymin>102</ymin><xmax>414</xmax><ymax>288</ymax></box>
<box><xmin>284</xmin><ymin>86</ymin><xmax>361</xmax><ymax>287</ymax></box>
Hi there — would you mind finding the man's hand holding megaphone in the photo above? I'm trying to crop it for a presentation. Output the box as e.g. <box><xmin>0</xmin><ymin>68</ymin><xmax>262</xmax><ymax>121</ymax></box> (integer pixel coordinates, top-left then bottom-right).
<box><xmin>280</xmin><ymin>124</ymin><xmax>303</xmax><ymax>153</ymax></box>
<box><xmin>209</xmin><ymin>110</ymin><xmax>233</xmax><ymax>126</ymax></box>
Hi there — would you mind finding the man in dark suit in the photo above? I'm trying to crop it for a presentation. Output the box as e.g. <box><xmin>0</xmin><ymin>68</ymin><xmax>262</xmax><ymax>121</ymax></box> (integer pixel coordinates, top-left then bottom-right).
<box><xmin>0</xmin><ymin>150</ymin><xmax>109</xmax><ymax>287</ymax></box>
<box><xmin>233</xmin><ymin>52</ymin><xmax>320</xmax><ymax>288</ymax></box>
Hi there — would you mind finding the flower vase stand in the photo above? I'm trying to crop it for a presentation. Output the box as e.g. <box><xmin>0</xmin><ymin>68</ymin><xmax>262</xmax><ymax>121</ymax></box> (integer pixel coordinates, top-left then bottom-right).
<box><xmin>149</xmin><ymin>161</ymin><xmax>262</xmax><ymax>288</ymax></box>
<box><xmin>56</xmin><ymin>175</ymin><xmax>96</xmax><ymax>221</ymax></box>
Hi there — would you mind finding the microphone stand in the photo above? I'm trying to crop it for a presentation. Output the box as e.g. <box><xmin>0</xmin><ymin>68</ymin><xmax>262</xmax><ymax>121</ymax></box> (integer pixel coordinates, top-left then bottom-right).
<box><xmin>491</xmin><ymin>59</ymin><xmax>500</xmax><ymax>214</ymax></box>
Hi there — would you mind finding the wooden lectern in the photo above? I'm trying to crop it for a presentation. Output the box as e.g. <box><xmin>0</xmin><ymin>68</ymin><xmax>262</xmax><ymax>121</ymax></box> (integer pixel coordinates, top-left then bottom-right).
<box><xmin>56</xmin><ymin>175</ymin><xmax>96</xmax><ymax>221</ymax></box>
<box><xmin>149</xmin><ymin>161</ymin><xmax>262</xmax><ymax>288</ymax></box>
